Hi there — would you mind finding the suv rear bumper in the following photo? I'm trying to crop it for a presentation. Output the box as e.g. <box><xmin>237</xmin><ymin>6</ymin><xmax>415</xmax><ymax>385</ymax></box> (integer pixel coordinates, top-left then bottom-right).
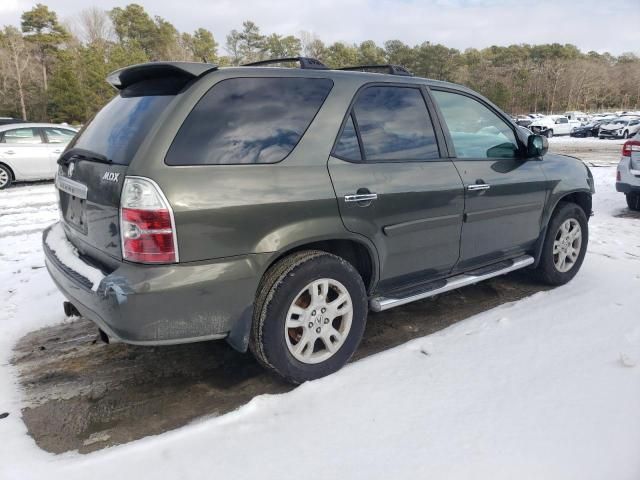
<box><xmin>43</xmin><ymin>223</ymin><xmax>268</xmax><ymax>346</ymax></box>
<box><xmin>617</xmin><ymin>157</ymin><xmax>640</xmax><ymax>194</ymax></box>
<box><xmin>616</xmin><ymin>182</ymin><xmax>640</xmax><ymax>194</ymax></box>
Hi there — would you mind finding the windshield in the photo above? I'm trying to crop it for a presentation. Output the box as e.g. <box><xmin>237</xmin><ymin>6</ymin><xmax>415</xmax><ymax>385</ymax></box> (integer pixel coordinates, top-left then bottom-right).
<box><xmin>71</xmin><ymin>94</ymin><xmax>173</xmax><ymax>165</ymax></box>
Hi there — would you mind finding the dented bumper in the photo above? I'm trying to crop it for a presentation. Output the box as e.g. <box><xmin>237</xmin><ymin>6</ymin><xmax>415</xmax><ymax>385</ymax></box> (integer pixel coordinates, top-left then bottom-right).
<box><xmin>43</xmin><ymin>223</ymin><xmax>268</xmax><ymax>346</ymax></box>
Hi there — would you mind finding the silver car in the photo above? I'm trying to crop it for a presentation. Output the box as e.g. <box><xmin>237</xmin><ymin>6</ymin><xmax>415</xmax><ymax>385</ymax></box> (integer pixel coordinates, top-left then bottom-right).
<box><xmin>0</xmin><ymin>123</ymin><xmax>77</xmax><ymax>189</ymax></box>
<box><xmin>616</xmin><ymin>131</ymin><xmax>640</xmax><ymax>210</ymax></box>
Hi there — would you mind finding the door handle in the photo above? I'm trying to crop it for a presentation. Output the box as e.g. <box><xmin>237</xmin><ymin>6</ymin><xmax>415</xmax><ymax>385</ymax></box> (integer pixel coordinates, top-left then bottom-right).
<box><xmin>52</xmin><ymin>149</ymin><xmax>62</xmax><ymax>154</ymax></box>
<box><xmin>3</xmin><ymin>150</ymin><xmax>15</xmax><ymax>155</ymax></box>
<box><xmin>467</xmin><ymin>184</ymin><xmax>490</xmax><ymax>191</ymax></box>
<box><xmin>344</xmin><ymin>193</ymin><xmax>378</xmax><ymax>203</ymax></box>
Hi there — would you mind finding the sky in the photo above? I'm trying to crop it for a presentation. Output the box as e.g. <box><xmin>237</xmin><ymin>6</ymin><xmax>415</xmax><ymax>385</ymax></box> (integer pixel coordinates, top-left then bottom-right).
<box><xmin>1</xmin><ymin>0</ymin><xmax>639</xmax><ymax>55</ymax></box>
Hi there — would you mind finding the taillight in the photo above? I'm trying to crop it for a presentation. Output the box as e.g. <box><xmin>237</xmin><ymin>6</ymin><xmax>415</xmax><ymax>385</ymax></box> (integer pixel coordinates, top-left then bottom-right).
<box><xmin>622</xmin><ymin>140</ymin><xmax>640</xmax><ymax>157</ymax></box>
<box><xmin>120</xmin><ymin>177</ymin><xmax>178</xmax><ymax>263</ymax></box>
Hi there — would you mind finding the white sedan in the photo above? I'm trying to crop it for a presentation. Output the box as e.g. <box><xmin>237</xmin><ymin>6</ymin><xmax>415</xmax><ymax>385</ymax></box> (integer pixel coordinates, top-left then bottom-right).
<box><xmin>0</xmin><ymin>123</ymin><xmax>77</xmax><ymax>189</ymax></box>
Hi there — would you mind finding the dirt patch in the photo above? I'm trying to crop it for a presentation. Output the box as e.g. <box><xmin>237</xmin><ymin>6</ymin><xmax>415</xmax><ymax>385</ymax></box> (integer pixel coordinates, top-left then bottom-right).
<box><xmin>13</xmin><ymin>271</ymin><xmax>547</xmax><ymax>454</ymax></box>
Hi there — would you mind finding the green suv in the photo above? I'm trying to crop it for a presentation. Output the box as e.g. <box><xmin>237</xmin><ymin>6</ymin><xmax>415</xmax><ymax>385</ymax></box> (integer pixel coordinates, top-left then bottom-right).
<box><xmin>44</xmin><ymin>58</ymin><xmax>594</xmax><ymax>383</ymax></box>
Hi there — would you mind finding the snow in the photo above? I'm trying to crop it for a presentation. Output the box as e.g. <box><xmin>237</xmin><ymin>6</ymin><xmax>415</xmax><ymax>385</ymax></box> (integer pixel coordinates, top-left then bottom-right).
<box><xmin>548</xmin><ymin>136</ymin><xmax>626</xmax><ymax>146</ymax></box>
<box><xmin>1</xmin><ymin>168</ymin><xmax>640</xmax><ymax>480</ymax></box>
<box><xmin>43</xmin><ymin>222</ymin><xmax>105</xmax><ymax>292</ymax></box>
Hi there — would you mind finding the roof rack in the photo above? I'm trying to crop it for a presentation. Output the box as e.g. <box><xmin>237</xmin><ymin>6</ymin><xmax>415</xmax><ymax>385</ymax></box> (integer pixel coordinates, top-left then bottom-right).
<box><xmin>337</xmin><ymin>64</ymin><xmax>413</xmax><ymax>76</ymax></box>
<box><xmin>241</xmin><ymin>57</ymin><xmax>328</xmax><ymax>70</ymax></box>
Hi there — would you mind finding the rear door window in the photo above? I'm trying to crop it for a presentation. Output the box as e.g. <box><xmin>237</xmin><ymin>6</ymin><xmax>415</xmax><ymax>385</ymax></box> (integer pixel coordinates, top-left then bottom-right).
<box><xmin>1</xmin><ymin>128</ymin><xmax>43</xmax><ymax>144</ymax></box>
<box><xmin>166</xmin><ymin>77</ymin><xmax>333</xmax><ymax>165</ymax></box>
<box><xmin>351</xmin><ymin>86</ymin><xmax>440</xmax><ymax>161</ymax></box>
<box><xmin>44</xmin><ymin>127</ymin><xmax>76</xmax><ymax>144</ymax></box>
<box><xmin>334</xmin><ymin>114</ymin><xmax>362</xmax><ymax>161</ymax></box>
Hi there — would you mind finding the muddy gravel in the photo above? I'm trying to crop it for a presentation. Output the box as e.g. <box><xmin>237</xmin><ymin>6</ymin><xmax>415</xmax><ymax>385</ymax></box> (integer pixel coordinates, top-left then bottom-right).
<box><xmin>11</xmin><ymin>138</ymin><xmax>620</xmax><ymax>454</ymax></box>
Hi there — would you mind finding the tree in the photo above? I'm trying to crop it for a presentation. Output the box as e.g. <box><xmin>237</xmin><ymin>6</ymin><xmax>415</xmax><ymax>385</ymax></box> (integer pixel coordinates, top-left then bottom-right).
<box><xmin>357</xmin><ymin>40</ymin><xmax>385</xmax><ymax>65</ymax></box>
<box><xmin>225</xmin><ymin>29</ymin><xmax>242</xmax><ymax>65</ymax></box>
<box><xmin>182</xmin><ymin>28</ymin><xmax>218</xmax><ymax>62</ymax></box>
<box><xmin>48</xmin><ymin>49</ymin><xmax>87</xmax><ymax>122</ymax></box>
<box><xmin>299</xmin><ymin>31</ymin><xmax>326</xmax><ymax>60</ymax></box>
<box><xmin>226</xmin><ymin>21</ymin><xmax>265</xmax><ymax>64</ymax></box>
<box><xmin>0</xmin><ymin>26</ymin><xmax>32</xmax><ymax>120</ymax></box>
<box><xmin>238</xmin><ymin>21</ymin><xmax>265</xmax><ymax>63</ymax></box>
<box><xmin>324</xmin><ymin>42</ymin><xmax>358</xmax><ymax>68</ymax></box>
<box><xmin>109</xmin><ymin>4</ymin><xmax>179</xmax><ymax>61</ymax></box>
<box><xmin>21</xmin><ymin>3</ymin><xmax>69</xmax><ymax>92</ymax></box>
<box><xmin>264</xmin><ymin>34</ymin><xmax>301</xmax><ymax>59</ymax></box>
<box><xmin>78</xmin><ymin>7</ymin><xmax>114</xmax><ymax>45</ymax></box>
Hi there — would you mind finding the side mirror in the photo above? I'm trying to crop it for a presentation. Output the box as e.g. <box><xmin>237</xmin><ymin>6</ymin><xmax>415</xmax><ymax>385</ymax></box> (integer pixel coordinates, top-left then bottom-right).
<box><xmin>527</xmin><ymin>134</ymin><xmax>548</xmax><ymax>158</ymax></box>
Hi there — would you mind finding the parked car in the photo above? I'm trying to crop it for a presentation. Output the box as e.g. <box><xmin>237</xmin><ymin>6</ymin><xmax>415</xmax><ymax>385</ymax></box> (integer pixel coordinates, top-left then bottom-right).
<box><xmin>0</xmin><ymin>117</ymin><xmax>26</xmax><ymax>126</ymax></box>
<box><xmin>616</xmin><ymin>132</ymin><xmax>640</xmax><ymax>210</ymax></box>
<box><xmin>563</xmin><ymin>111</ymin><xmax>589</xmax><ymax>124</ymax></box>
<box><xmin>599</xmin><ymin>117</ymin><xmax>640</xmax><ymax>139</ymax></box>
<box><xmin>529</xmin><ymin>115</ymin><xmax>581</xmax><ymax>137</ymax></box>
<box><xmin>43</xmin><ymin>60</ymin><xmax>594</xmax><ymax>383</ymax></box>
<box><xmin>0</xmin><ymin>123</ymin><xmax>78</xmax><ymax>189</ymax></box>
<box><xmin>570</xmin><ymin>119</ymin><xmax>608</xmax><ymax>138</ymax></box>
<box><xmin>514</xmin><ymin>115</ymin><xmax>533</xmax><ymax>127</ymax></box>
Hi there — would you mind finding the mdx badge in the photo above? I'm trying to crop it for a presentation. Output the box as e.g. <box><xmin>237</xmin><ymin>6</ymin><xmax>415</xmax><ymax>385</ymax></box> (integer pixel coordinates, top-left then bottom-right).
<box><xmin>102</xmin><ymin>172</ymin><xmax>120</xmax><ymax>182</ymax></box>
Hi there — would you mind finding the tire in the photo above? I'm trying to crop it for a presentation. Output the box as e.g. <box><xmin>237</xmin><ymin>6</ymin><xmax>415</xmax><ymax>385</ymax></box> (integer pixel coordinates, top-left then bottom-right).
<box><xmin>249</xmin><ymin>250</ymin><xmax>368</xmax><ymax>384</ymax></box>
<box><xmin>623</xmin><ymin>131</ymin><xmax>629</xmax><ymax>139</ymax></box>
<box><xmin>0</xmin><ymin>164</ymin><xmax>12</xmax><ymax>189</ymax></box>
<box><xmin>533</xmin><ymin>202</ymin><xmax>589</xmax><ymax>286</ymax></box>
<box><xmin>545</xmin><ymin>129</ymin><xmax>553</xmax><ymax>138</ymax></box>
<box><xmin>627</xmin><ymin>193</ymin><xmax>640</xmax><ymax>211</ymax></box>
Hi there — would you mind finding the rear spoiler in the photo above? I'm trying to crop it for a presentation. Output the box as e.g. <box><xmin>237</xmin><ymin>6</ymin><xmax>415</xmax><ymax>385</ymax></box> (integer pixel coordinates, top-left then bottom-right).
<box><xmin>106</xmin><ymin>62</ymin><xmax>218</xmax><ymax>90</ymax></box>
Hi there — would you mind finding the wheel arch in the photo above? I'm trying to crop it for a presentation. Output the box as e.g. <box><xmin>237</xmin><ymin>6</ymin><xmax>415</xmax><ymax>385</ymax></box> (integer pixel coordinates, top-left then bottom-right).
<box><xmin>226</xmin><ymin>235</ymin><xmax>379</xmax><ymax>353</ymax></box>
<box><xmin>0</xmin><ymin>161</ymin><xmax>15</xmax><ymax>180</ymax></box>
<box><xmin>264</xmin><ymin>236</ymin><xmax>379</xmax><ymax>294</ymax></box>
<box><xmin>532</xmin><ymin>189</ymin><xmax>592</xmax><ymax>268</ymax></box>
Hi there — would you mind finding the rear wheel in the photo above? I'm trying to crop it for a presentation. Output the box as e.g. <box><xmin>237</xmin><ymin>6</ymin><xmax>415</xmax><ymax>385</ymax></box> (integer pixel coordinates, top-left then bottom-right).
<box><xmin>250</xmin><ymin>250</ymin><xmax>368</xmax><ymax>384</ymax></box>
<box><xmin>0</xmin><ymin>165</ymin><xmax>12</xmax><ymax>189</ymax></box>
<box><xmin>627</xmin><ymin>193</ymin><xmax>640</xmax><ymax>211</ymax></box>
<box><xmin>533</xmin><ymin>202</ymin><xmax>588</xmax><ymax>285</ymax></box>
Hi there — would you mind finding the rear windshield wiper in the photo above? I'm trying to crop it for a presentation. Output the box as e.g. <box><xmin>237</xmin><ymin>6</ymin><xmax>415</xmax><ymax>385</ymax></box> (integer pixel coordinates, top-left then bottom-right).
<box><xmin>58</xmin><ymin>148</ymin><xmax>113</xmax><ymax>166</ymax></box>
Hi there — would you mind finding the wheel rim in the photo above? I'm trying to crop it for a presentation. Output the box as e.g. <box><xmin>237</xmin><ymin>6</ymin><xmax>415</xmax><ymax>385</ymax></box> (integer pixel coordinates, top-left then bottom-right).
<box><xmin>0</xmin><ymin>169</ymin><xmax>8</xmax><ymax>188</ymax></box>
<box><xmin>553</xmin><ymin>218</ymin><xmax>582</xmax><ymax>273</ymax></box>
<box><xmin>285</xmin><ymin>278</ymin><xmax>353</xmax><ymax>364</ymax></box>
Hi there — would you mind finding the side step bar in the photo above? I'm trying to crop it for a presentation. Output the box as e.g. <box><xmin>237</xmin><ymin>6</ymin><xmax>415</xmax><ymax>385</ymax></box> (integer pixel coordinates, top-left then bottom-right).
<box><xmin>370</xmin><ymin>255</ymin><xmax>534</xmax><ymax>312</ymax></box>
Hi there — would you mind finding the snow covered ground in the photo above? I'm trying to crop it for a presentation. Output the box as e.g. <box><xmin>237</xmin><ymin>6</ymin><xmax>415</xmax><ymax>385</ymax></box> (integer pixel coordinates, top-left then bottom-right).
<box><xmin>1</xmin><ymin>167</ymin><xmax>639</xmax><ymax>480</ymax></box>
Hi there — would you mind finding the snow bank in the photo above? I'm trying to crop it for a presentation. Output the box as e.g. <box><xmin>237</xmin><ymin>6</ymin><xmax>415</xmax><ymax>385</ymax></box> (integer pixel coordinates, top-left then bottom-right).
<box><xmin>44</xmin><ymin>222</ymin><xmax>105</xmax><ymax>291</ymax></box>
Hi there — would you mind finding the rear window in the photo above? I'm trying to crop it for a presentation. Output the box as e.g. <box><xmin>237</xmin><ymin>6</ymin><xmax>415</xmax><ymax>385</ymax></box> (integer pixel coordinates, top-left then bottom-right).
<box><xmin>165</xmin><ymin>77</ymin><xmax>333</xmax><ymax>165</ymax></box>
<box><xmin>71</xmin><ymin>78</ymin><xmax>181</xmax><ymax>165</ymax></box>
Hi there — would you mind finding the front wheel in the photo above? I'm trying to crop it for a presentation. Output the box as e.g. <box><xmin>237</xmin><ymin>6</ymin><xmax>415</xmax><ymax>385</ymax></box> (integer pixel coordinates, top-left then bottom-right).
<box><xmin>623</xmin><ymin>131</ymin><xmax>629</xmax><ymax>139</ymax></box>
<box><xmin>545</xmin><ymin>129</ymin><xmax>554</xmax><ymax>138</ymax></box>
<box><xmin>250</xmin><ymin>250</ymin><xmax>368</xmax><ymax>384</ymax></box>
<box><xmin>532</xmin><ymin>202</ymin><xmax>588</xmax><ymax>286</ymax></box>
<box><xmin>627</xmin><ymin>193</ymin><xmax>640</xmax><ymax>211</ymax></box>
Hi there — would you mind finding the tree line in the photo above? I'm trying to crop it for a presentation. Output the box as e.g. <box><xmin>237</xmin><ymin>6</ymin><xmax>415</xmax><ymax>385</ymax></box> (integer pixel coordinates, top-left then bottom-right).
<box><xmin>1</xmin><ymin>3</ymin><xmax>639</xmax><ymax>124</ymax></box>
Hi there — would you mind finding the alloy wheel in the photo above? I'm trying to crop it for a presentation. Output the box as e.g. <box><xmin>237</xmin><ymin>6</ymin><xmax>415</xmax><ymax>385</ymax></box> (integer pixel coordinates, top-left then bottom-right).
<box><xmin>553</xmin><ymin>218</ymin><xmax>582</xmax><ymax>273</ymax></box>
<box><xmin>285</xmin><ymin>278</ymin><xmax>353</xmax><ymax>364</ymax></box>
